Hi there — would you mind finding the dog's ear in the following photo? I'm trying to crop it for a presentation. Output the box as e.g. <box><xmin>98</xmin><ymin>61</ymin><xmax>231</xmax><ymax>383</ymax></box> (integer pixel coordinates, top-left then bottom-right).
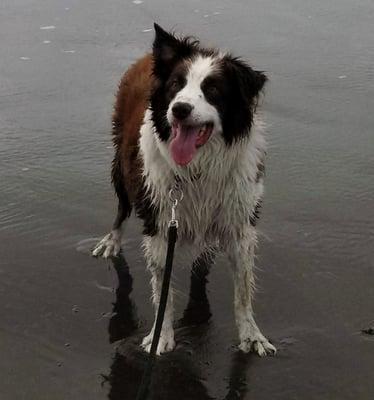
<box><xmin>153</xmin><ymin>23</ymin><xmax>196</xmax><ymax>79</ymax></box>
<box><xmin>222</xmin><ymin>56</ymin><xmax>268</xmax><ymax>142</ymax></box>
<box><xmin>228</xmin><ymin>56</ymin><xmax>267</xmax><ymax>102</ymax></box>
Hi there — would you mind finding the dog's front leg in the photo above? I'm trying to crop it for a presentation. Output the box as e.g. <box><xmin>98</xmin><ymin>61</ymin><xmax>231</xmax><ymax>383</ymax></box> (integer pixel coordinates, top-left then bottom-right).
<box><xmin>227</xmin><ymin>227</ymin><xmax>276</xmax><ymax>356</ymax></box>
<box><xmin>141</xmin><ymin>235</ymin><xmax>175</xmax><ymax>355</ymax></box>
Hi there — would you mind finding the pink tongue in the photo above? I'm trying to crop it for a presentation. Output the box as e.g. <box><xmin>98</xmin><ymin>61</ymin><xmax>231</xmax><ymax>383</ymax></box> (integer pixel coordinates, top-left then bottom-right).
<box><xmin>170</xmin><ymin>124</ymin><xmax>200</xmax><ymax>166</ymax></box>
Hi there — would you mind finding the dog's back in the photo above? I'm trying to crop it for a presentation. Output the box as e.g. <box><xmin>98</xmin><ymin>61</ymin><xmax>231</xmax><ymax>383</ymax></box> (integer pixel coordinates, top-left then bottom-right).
<box><xmin>112</xmin><ymin>54</ymin><xmax>153</xmax><ymax>202</ymax></box>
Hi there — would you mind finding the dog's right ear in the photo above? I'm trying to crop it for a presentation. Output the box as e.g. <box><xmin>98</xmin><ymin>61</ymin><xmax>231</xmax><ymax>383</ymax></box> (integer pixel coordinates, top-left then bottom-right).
<box><xmin>153</xmin><ymin>23</ymin><xmax>194</xmax><ymax>79</ymax></box>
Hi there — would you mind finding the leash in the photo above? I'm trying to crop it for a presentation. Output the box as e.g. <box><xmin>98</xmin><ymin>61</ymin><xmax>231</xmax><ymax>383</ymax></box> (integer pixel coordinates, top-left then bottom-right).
<box><xmin>135</xmin><ymin>186</ymin><xmax>183</xmax><ymax>400</ymax></box>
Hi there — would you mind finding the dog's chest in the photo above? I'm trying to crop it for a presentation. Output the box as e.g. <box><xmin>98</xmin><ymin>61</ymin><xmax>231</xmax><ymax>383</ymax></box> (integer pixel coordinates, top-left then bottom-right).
<box><xmin>139</xmin><ymin>110</ymin><xmax>265</xmax><ymax>243</ymax></box>
<box><xmin>153</xmin><ymin>172</ymin><xmax>260</xmax><ymax>246</ymax></box>
<box><xmin>170</xmin><ymin>180</ymin><xmax>235</xmax><ymax>240</ymax></box>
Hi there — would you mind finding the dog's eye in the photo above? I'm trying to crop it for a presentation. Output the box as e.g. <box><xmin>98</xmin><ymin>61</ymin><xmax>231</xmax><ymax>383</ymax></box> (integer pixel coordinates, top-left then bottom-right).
<box><xmin>202</xmin><ymin>77</ymin><xmax>221</xmax><ymax>99</ymax></box>
<box><xmin>171</xmin><ymin>79</ymin><xmax>179</xmax><ymax>88</ymax></box>
<box><xmin>169</xmin><ymin>76</ymin><xmax>185</xmax><ymax>90</ymax></box>
<box><xmin>205</xmin><ymin>85</ymin><xmax>219</xmax><ymax>97</ymax></box>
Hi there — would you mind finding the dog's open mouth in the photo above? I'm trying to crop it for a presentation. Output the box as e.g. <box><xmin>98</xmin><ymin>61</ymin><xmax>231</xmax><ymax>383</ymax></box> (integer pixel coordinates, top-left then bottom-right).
<box><xmin>170</xmin><ymin>122</ymin><xmax>213</xmax><ymax>166</ymax></box>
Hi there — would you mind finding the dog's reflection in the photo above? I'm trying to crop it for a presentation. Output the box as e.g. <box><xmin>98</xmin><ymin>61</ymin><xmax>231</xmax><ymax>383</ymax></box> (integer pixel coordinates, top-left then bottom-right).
<box><xmin>105</xmin><ymin>254</ymin><xmax>251</xmax><ymax>400</ymax></box>
<box><xmin>108</xmin><ymin>255</ymin><xmax>138</xmax><ymax>343</ymax></box>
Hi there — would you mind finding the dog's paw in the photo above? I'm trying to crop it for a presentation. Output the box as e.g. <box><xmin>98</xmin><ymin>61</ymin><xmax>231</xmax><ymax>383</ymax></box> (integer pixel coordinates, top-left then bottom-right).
<box><xmin>141</xmin><ymin>330</ymin><xmax>176</xmax><ymax>355</ymax></box>
<box><xmin>92</xmin><ymin>231</ymin><xmax>121</xmax><ymax>258</ymax></box>
<box><xmin>239</xmin><ymin>336</ymin><xmax>276</xmax><ymax>357</ymax></box>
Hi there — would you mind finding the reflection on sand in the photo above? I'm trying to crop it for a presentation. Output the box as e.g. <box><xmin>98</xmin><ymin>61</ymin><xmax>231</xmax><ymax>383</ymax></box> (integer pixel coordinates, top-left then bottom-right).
<box><xmin>104</xmin><ymin>253</ymin><xmax>253</xmax><ymax>400</ymax></box>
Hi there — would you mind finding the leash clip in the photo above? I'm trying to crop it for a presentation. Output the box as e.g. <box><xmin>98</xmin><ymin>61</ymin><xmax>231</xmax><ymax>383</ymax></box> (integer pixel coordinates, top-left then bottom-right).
<box><xmin>168</xmin><ymin>185</ymin><xmax>183</xmax><ymax>228</ymax></box>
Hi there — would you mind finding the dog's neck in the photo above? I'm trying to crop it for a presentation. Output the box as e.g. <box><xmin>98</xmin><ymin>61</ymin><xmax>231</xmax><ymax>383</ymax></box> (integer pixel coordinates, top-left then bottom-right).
<box><xmin>140</xmin><ymin>108</ymin><xmax>267</xmax><ymax>198</ymax></box>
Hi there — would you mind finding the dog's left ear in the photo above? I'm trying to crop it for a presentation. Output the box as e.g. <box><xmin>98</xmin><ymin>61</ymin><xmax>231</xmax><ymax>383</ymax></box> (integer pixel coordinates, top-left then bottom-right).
<box><xmin>153</xmin><ymin>23</ymin><xmax>195</xmax><ymax>79</ymax></box>
<box><xmin>222</xmin><ymin>56</ymin><xmax>268</xmax><ymax>142</ymax></box>
<box><xmin>229</xmin><ymin>57</ymin><xmax>267</xmax><ymax>102</ymax></box>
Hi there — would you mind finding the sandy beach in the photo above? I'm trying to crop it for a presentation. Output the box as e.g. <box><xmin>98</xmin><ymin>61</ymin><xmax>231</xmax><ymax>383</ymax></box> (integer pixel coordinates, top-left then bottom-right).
<box><xmin>1</xmin><ymin>1</ymin><xmax>373</xmax><ymax>399</ymax></box>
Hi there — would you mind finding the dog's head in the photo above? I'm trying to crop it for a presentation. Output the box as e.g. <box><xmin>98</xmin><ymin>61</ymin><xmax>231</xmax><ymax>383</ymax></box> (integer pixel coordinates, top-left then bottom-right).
<box><xmin>150</xmin><ymin>24</ymin><xmax>267</xmax><ymax>166</ymax></box>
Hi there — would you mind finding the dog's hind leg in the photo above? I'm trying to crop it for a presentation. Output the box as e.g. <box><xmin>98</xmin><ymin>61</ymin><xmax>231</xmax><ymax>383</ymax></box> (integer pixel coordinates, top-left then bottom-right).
<box><xmin>92</xmin><ymin>156</ymin><xmax>132</xmax><ymax>258</ymax></box>
<box><xmin>181</xmin><ymin>251</ymin><xmax>214</xmax><ymax>325</ymax></box>
<box><xmin>226</xmin><ymin>227</ymin><xmax>276</xmax><ymax>357</ymax></box>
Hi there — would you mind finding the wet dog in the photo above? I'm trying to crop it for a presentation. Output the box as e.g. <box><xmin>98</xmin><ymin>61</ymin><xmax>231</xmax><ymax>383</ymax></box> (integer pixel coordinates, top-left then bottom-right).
<box><xmin>93</xmin><ymin>24</ymin><xmax>276</xmax><ymax>356</ymax></box>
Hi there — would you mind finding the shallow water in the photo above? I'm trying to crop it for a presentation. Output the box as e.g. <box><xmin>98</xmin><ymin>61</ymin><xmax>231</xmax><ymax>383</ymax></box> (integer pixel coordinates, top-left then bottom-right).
<box><xmin>1</xmin><ymin>1</ymin><xmax>373</xmax><ymax>399</ymax></box>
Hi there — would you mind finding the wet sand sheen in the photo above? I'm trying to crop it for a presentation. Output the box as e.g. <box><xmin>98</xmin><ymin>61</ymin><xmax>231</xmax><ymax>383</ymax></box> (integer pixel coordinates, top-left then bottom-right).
<box><xmin>1</xmin><ymin>0</ymin><xmax>373</xmax><ymax>399</ymax></box>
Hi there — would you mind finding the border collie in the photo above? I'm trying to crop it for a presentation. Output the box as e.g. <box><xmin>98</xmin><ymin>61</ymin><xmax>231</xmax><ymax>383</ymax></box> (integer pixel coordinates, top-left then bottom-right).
<box><xmin>93</xmin><ymin>24</ymin><xmax>276</xmax><ymax>357</ymax></box>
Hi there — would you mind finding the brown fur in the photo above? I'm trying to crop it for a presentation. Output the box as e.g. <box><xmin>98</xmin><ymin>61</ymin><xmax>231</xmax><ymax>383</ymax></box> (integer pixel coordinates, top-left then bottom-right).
<box><xmin>112</xmin><ymin>53</ymin><xmax>153</xmax><ymax>202</ymax></box>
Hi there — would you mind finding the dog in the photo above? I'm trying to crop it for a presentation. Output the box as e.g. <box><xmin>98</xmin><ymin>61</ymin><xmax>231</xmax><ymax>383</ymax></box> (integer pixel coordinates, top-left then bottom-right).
<box><xmin>93</xmin><ymin>24</ymin><xmax>276</xmax><ymax>357</ymax></box>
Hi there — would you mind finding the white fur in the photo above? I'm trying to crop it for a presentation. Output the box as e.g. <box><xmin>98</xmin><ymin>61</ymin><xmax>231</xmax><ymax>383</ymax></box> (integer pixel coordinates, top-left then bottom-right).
<box><xmin>139</xmin><ymin>97</ymin><xmax>276</xmax><ymax>355</ymax></box>
<box><xmin>92</xmin><ymin>225</ymin><xmax>123</xmax><ymax>258</ymax></box>
<box><xmin>166</xmin><ymin>55</ymin><xmax>222</xmax><ymax>134</ymax></box>
<box><xmin>94</xmin><ymin>54</ymin><xmax>275</xmax><ymax>356</ymax></box>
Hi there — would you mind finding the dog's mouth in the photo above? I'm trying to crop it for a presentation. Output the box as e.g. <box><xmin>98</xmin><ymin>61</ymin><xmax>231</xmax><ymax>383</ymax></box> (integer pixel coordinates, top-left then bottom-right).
<box><xmin>170</xmin><ymin>122</ymin><xmax>213</xmax><ymax>166</ymax></box>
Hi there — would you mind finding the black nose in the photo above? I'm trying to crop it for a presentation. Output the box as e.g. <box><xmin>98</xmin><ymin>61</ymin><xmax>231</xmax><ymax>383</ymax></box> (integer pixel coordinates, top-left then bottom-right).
<box><xmin>172</xmin><ymin>102</ymin><xmax>193</xmax><ymax>120</ymax></box>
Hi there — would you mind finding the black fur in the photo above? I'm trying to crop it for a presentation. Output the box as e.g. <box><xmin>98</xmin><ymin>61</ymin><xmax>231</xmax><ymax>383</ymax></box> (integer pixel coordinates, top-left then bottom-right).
<box><xmin>134</xmin><ymin>181</ymin><xmax>159</xmax><ymax>236</ymax></box>
<box><xmin>111</xmin><ymin>120</ymin><xmax>157</xmax><ymax>237</ymax></box>
<box><xmin>249</xmin><ymin>201</ymin><xmax>262</xmax><ymax>227</ymax></box>
<box><xmin>111</xmin><ymin>142</ymin><xmax>132</xmax><ymax>230</ymax></box>
<box><xmin>152</xmin><ymin>23</ymin><xmax>200</xmax><ymax>81</ymax></box>
<box><xmin>151</xmin><ymin>24</ymin><xmax>218</xmax><ymax>142</ymax></box>
<box><xmin>150</xmin><ymin>24</ymin><xmax>267</xmax><ymax>145</ymax></box>
<box><xmin>150</xmin><ymin>24</ymin><xmax>198</xmax><ymax>142</ymax></box>
<box><xmin>214</xmin><ymin>56</ymin><xmax>267</xmax><ymax>145</ymax></box>
<box><xmin>111</xmin><ymin>25</ymin><xmax>267</xmax><ymax>235</ymax></box>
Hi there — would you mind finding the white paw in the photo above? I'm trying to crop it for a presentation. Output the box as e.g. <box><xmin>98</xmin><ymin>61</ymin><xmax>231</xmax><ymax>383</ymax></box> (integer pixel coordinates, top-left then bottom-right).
<box><xmin>239</xmin><ymin>335</ymin><xmax>276</xmax><ymax>357</ymax></box>
<box><xmin>141</xmin><ymin>330</ymin><xmax>176</xmax><ymax>355</ymax></box>
<box><xmin>92</xmin><ymin>231</ymin><xmax>121</xmax><ymax>258</ymax></box>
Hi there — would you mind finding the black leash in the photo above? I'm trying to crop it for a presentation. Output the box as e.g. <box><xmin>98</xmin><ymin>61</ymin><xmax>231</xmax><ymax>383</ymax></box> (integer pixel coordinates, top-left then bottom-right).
<box><xmin>135</xmin><ymin>188</ymin><xmax>182</xmax><ymax>400</ymax></box>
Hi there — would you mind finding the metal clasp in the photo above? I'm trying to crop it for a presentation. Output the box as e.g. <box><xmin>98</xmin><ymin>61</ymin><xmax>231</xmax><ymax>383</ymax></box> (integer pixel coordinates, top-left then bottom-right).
<box><xmin>168</xmin><ymin>185</ymin><xmax>183</xmax><ymax>228</ymax></box>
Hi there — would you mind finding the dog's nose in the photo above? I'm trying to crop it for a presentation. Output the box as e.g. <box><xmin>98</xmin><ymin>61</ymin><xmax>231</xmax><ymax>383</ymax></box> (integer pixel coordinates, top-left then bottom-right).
<box><xmin>172</xmin><ymin>102</ymin><xmax>193</xmax><ymax>120</ymax></box>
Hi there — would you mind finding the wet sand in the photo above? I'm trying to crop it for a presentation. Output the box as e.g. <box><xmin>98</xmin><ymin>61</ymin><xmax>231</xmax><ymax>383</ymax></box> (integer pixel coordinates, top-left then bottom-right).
<box><xmin>1</xmin><ymin>1</ymin><xmax>373</xmax><ymax>399</ymax></box>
